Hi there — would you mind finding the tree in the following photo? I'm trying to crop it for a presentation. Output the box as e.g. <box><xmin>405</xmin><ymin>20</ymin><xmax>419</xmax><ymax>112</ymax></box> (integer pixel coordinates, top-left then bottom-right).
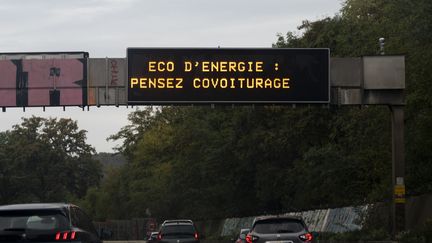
<box><xmin>0</xmin><ymin>116</ymin><xmax>102</xmax><ymax>203</ymax></box>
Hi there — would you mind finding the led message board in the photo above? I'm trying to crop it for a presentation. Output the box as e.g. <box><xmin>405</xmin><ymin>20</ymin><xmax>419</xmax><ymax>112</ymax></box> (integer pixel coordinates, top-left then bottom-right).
<box><xmin>127</xmin><ymin>48</ymin><xmax>329</xmax><ymax>104</ymax></box>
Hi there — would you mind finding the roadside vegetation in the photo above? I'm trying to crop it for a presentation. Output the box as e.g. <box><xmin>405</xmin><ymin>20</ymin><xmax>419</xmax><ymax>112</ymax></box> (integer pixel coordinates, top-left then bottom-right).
<box><xmin>0</xmin><ymin>117</ymin><xmax>101</xmax><ymax>203</ymax></box>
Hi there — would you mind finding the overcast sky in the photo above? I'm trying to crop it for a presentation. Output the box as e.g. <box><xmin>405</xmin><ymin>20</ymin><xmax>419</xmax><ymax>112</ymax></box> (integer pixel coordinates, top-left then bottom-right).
<box><xmin>0</xmin><ymin>0</ymin><xmax>343</xmax><ymax>153</ymax></box>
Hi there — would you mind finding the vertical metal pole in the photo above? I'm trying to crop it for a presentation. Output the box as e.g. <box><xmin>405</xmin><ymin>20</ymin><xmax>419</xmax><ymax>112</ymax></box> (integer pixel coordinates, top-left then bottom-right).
<box><xmin>390</xmin><ymin>105</ymin><xmax>405</xmax><ymax>237</ymax></box>
<box><xmin>106</xmin><ymin>57</ymin><xmax>109</xmax><ymax>103</ymax></box>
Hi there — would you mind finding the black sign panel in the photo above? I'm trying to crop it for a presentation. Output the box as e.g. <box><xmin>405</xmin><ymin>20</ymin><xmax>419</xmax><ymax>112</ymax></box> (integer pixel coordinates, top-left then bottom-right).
<box><xmin>127</xmin><ymin>48</ymin><xmax>329</xmax><ymax>104</ymax></box>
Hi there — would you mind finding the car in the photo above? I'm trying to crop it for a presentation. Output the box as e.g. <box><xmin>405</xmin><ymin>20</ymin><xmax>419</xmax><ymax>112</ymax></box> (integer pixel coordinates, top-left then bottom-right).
<box><xmin>157</xmin><ymin>219</ymin><xmax>200</xmax><ymax>243</ymax></box>
<box><xmin>148</xmin><ymin>231</ymin><xmax>159</xmax><ymax>243</ymax></box>
<box><xmin>0</xmin><ymin>203</ymin><xmax>101</xmax><ymax>243</ymax></box>
<box><xmin>245</xmin><ymin>216</ymin><xmax>315</xmax><ymax>243</ymax></box>
<box><xmin>235</xmin><ymin>228</ymin><xmax>250</xmax><ymax>243</ymax></box>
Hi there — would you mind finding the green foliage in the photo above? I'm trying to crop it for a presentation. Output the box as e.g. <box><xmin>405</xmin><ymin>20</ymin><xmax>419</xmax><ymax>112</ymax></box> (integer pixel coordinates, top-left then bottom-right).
<box><xmin>274</xmin><ymin>0</ymin><xmax>432</xmax><ymax>199</ymax></box>
<box><xmin>93</xmin><ymin>152</ymin><xmax>126</xmax><ymax>169</ymax></box>
<box><xmin>319</xmin><ymin>228</ymin><xmax>391</xmax><ymax>241</ymax></box>
<box><xmin>87</xmin><ymin>105</ymin><xmax>391</xmax><ymax>220</ymax></box>
<box><xmin>396</xmin><ymin>220</ymin><xmax>432</xmax><ymax>243</ymax></box>
<box><xmin>0</xmin><ymin>116</ymin><xmax>102</xmax><ymax>204</ymax></box>
<box><xmin>317</xmin><ymin>218</ymin><xmax>432</xmax><ymax>242</ymax></box>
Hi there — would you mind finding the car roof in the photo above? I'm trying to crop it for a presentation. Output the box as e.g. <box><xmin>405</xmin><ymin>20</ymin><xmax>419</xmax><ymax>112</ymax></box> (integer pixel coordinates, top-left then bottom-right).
<box><xmin>162</xmin><ymin>219</ymin><xmax>194</xmax><ymax>225</ymax></box>
<box><xmin>0</xmin><ymin>203</ymin><xmax>72</xmax><ymax>211</ymax></box>
<box><xmin>163</xmin><ymin>222</ymin><xmax>194</xmax><ymax>226</ymax></box>
<box><xmin>253</xmin><ymin>215</ymin><xmax>304</xmax><ymax>224</ymax></box>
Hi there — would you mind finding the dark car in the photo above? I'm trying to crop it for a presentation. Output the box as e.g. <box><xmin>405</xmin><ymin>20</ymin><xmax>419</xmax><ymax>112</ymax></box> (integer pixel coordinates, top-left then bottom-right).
<box><xmin>157</xmin><ymin>220</ymin><xmax>199</xmax><ymax>243</ymax></box>
<box><xmin>0</xmin><ymin>203</ymin><xmax>101</xmax><ymax>243</ymax></box>
<box><xmin>245</xmin><ymin>216</ymin><xmax>314</xmax><ymax>243</ymax></box>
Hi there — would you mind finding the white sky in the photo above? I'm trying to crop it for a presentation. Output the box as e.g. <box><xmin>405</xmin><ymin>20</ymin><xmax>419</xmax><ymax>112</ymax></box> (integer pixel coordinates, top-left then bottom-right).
<box><xmin>0</xmin><ymin>0</ymin><xmax>343</xmax><ymax>153</ymax></box>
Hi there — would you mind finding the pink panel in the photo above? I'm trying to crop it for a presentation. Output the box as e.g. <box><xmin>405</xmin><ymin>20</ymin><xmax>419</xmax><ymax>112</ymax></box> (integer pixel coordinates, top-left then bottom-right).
<box><xmin>59</xmin><ymin>88</ymin><xmax>83</xmax><ymax>105</ymax></box>
<box><xmin>23</xmin><ymin>59</ymin><xmax>84</xmax><ymax>106</ymax></box>
<box><xmin>0</xmin><ymin>61</ymin><xmax>17</xmax><ymax>88</ymax></box>
<box><xmin>0</xmin><ymin>61</ymin><xmax>17</xmax><ymax>106</ymax></box>
<box><xmin>23</xmin><ymin>60</ymin><xmax>52</xmax><ymax>88</ymax></box>
<box><xmin>54</xmin><ymin>59</ymin><xmax>84</xmax><ymax>88</ymax></box>
<box><xmin>27</xmin><ymin>89</ymin><xmax>50</xmax><ymax>106</ymax></box>
<box><xmin>0</xmin><ymin>90</ymin><xmax>16</xmax><ymax>106</ymax></box>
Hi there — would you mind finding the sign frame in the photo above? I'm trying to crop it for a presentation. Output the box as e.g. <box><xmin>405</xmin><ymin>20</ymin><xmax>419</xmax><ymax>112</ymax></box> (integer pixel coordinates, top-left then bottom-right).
<box><xmin>127</xmin><ymin>48</ymin><xmax>330</xmax><ymax>104</ymax></box>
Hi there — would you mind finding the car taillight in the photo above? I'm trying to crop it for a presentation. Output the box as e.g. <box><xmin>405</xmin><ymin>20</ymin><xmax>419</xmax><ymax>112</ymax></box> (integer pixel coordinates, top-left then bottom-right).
<box><xmin>246</xmin><ymin>234</ymin><xmax>259</xmax><ymax>243</ymax></box>
<box><xmin>246</xmin><ymin>234</ymin><xmax>253</xmax><ymax>243</ymax></box>
<box><xmin>194</xmin><ymin>232</ymin><xmax>199</xmax><ymax>240</ymax></box>
<box><xmin>71</xmin><ymin>231</ymin><xmax>76</xmax><ymax>240</ymax></box>
<box><xmin>299</xmin><ymin>233</ymin><xmax>313</xmax><ymax>242</ymax></box>
<box><xmin>157</xmin><ymin>232</ymin><xmax>162</xmax><ymax>241</ymax></box>
<box><xmin>55</xmin><ymin>231</ymin><xmax>77</xmax><ymax>241</ymax></box>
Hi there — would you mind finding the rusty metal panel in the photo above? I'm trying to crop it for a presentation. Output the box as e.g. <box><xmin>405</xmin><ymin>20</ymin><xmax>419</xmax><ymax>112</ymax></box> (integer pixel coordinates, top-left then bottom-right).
<box><xmin>88</xmin><ymin>58</ymin><xmax>126</xmax><ymax>87</ymax></box>
<box><xmin>330</xmin><ymin>88</ymin><xmax>362</xmax><ymax>105</ymax></box>
<box><xmin>88</xmin><ymin>58</ymin><xmax>127</xmax><ymax>105</ymax></box>
<box><xmin>330</xmin><ymin>58</ymin><xmax>362</xmax><ymax>87</ymax></box>
<box><xmin>98</xmin><ymin>88</ymin><xmax>117</xmax><ymax>105</ymax></box>
<box><xmin>338</xmin><ymin>88</ymin><xmax>363</xmax><ymax>105</ymax></box>
<box><xmin>363</xmin><ymin>56</ymin><xmax>405</xmax><ymax>89</ymax></box>
<box><xmin>118</xmin><ymin>87</ymin><xmax>127</xmax><ymax>105</ymax></box>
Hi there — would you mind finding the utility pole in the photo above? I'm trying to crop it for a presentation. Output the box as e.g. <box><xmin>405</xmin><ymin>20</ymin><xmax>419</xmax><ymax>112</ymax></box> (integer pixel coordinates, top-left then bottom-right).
<box><xmin>378</xmin><ymin>38</ymin><xmax>406</xmax><ymax>237</ymax></box>
<box><xmin>390</xmin><ymin>105</ymin><xmax>406</xmax><ymax>236</ymax></box>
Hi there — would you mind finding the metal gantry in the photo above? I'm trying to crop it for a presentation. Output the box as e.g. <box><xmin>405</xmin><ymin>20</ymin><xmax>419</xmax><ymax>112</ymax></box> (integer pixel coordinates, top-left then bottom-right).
<box><xmin>0</xmin><ymin>53</ymin><xmax>406</xmax><ymax>236</ymax></box>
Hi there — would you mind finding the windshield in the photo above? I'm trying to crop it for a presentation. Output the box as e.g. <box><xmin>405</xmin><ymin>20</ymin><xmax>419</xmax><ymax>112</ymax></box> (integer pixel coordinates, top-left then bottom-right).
<box><xmin>253</xmin><ymin>219</ymin><xmax>305</xmax><ymax>234</ymax></box>
<box><xmin>0</xmin><ymin>210</ymin><xmax>69</xmax><ymax>232</ymax></box>
<box><xmin>161</xmin><ymin>225</ymin><xmax>195</xmax><ymax>238</ymax></box>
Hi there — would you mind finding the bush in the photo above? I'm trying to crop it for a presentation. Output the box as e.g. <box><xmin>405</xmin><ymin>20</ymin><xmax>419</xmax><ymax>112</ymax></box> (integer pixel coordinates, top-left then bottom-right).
<box><xmin>396</xmin><ymin>219</ymin><xmax>432</xmax><ymax>243</ymax></box>
<box><xmin>318</xmin><ymin>229</ymin><xmax>391</xmax><ymax>242</ymax></box>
